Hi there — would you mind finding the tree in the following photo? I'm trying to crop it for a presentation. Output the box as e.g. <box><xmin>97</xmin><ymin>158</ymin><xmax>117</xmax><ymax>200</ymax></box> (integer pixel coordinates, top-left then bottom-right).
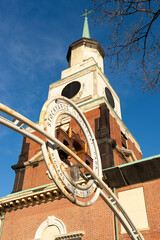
<box><xmin>90</xmin><ymin>0</ymin><xmax>160</xmax><ymax>92</ymax></box>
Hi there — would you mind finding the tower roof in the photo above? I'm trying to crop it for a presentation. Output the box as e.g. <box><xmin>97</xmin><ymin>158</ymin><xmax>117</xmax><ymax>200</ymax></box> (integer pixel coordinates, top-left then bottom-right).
<box><xmin>66</xmin><ymin>37</ymin><xmax>105</xmax><ymax>63</ymax></box>
<box><xmin>66</xmin><ymin>11</ymin><xmax>105</xmax><ymax>68</ymax></box>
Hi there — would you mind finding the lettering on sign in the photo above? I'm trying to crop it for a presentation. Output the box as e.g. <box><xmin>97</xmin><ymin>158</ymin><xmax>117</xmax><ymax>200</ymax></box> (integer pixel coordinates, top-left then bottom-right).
<box><xmin>40</xmin><ymin>97</ymin><xmax>102</xmax><ymax>206</ymax></box>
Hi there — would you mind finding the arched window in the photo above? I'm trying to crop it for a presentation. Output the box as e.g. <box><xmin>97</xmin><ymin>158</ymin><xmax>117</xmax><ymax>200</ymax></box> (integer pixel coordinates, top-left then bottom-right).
<box><xmin>34</xmin><ymin>216</ymin><xmax>66</xmax><ymax>240</ymax></box>
<box><xmin>34</xmin><ymin>216</ymin><xmax>84</xmax><ymax>240</ymax></box>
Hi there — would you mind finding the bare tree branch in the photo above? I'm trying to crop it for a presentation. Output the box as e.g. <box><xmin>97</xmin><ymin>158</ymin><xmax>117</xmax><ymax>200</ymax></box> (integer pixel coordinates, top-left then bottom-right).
<box><xmin>90</xmin><ymin>0</ymin><xmax>160</xmax><ymax>92</ymax></box>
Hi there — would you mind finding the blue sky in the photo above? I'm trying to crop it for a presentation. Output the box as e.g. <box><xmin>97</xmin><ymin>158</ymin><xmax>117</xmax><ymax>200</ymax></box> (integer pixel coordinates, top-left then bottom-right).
<box><xmin>0</xmin><ymin>0</ymin><xmax>159</xmax><ymax>198</ymax></box>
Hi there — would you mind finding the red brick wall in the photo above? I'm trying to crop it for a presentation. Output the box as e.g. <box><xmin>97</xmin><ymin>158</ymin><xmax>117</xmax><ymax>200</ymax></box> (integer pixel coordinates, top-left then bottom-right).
<box><xmin>110</xmin><ymin>114</ymin><xmax>122</xmax><ymax>148</ymax></box>
<box><xmin>69</xmin><ymin>108</ymin><xmax>100</xmax><ymax>139</ymax></box>
<box><xmin>1</xmin><ymin>196</ymin><xmax>115</xmax><ymax>240</ymax></box>
<box><xmin>127</xmin><ymin>138</ymin><xmax>142</xmax><ymax>160</ymax></box>
<box><xmin>26</xmin><ymin>131</ymin><xmax>46</xmax><ymax>160</ymax></box>
<box><xmin>17</xmin><ymin>106</ymin><xmax>142</xmax><ymax>190</ymax></box>
<box><xmin>2</xmin><ymin>180</ymin><xmax>160</xmax><ymax>240</ymax></box>
<box><xmin>3</xmin><ymin>106</ymin><xmax>159</xmax><ymax>240</ymax></box>
<box><xmin>22</xmin><ymin>161</ymin><xmax>52</xmax><ymax>190</ymax></box>
<box><xmin>110</xmin><ymin>114</ymin><xmax>142</xmax><ymax>165</ymax></box>
<box><xmin>110</xmin><ymin>114</ymin><xmax>124</xmax><ymax>166</ymax></box>
<box><xmin>22</xmin><ymin>132</ymin><xmax>51</xmax><ymax>190</ymax></box>
<box><xmin>117</xmin><ymin>179</ymin><xmax>160</xmax><ymax>240</ymax></box>
<box><xmin>22</xmin><ymin>108</ymin><xmax>101</xmax><ymax>190</ymax></box>
<box><xmin>85</xmin><ymin>108</ymin><xmax>100</xmax><ymax>134</ymax></box>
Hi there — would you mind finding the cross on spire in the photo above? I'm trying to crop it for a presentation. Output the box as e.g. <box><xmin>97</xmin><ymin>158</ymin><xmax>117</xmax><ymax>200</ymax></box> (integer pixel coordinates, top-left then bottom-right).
<box><xmin>81</xmin><ymin>9</ymin><xmax>93</xmax><ymax>17</ymax></box>
<box><xmin>81</xmin><ymin>9</ymin><xmax>93</xmax><ymax>39</ymax></box>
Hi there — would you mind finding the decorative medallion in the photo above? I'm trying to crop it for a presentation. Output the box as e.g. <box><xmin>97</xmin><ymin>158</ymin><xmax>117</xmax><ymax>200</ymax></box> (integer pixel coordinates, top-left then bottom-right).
<box><xmin>39</xmin><ymin>96</ymin><xmax>102</xmax><ymax>206</ymax></box>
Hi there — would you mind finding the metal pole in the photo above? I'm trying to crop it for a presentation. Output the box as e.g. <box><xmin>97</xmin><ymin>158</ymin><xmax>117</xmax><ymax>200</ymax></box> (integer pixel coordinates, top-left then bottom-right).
<box><xmin>0</xmin><ymin>212</ymin><xmax>5</xmax><ymax>239</ymax></box>
<box><xmin>113</xmin><ymin>188</ymin><xmax>119</xmax><ymax>240</ymax></box>
<box><xmin>0</xmin><ymin>103</ymin><xmax>144</xmax><ymax>240</ymax></box>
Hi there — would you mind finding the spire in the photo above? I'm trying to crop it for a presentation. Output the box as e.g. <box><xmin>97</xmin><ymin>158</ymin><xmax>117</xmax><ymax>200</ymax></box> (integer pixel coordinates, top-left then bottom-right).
<box><xmin>81</xmin><ymin>10</ymin><xmax>92</xmax><ymax>39</ymax></box>
<box><xmin>82</xmin><ymin>16</ymin><xmax>90</xmax><ymax>38</ymax></box>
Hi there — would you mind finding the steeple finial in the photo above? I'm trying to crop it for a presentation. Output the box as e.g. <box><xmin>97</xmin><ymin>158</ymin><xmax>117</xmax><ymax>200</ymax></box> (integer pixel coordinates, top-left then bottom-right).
<box><xmin>81</xmin><ymin>9</ymin><xmax>93</xmax><ymax>39</ymax></box>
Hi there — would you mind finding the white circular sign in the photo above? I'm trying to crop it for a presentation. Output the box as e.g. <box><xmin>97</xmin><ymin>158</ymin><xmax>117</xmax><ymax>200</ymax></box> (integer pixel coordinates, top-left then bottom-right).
<box><xmin>39</xmin><ymin>96</ymin><xmax>102</xmax><ymax>206</ymax></box>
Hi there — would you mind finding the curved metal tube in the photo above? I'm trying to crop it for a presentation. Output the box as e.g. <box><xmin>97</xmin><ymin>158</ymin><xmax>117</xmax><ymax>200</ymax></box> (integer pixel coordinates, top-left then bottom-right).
<box><xmin>0</xmin><ymin>103</ymin><xmax>144</xmax><ymax>240</ymax></box>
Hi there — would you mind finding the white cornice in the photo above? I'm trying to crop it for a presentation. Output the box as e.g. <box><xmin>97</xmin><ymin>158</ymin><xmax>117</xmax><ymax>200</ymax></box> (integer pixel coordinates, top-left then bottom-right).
<box><xmin>0</xmin><ymin>183</ymin><xmax>61</xmax><ymax>213</ymax></box>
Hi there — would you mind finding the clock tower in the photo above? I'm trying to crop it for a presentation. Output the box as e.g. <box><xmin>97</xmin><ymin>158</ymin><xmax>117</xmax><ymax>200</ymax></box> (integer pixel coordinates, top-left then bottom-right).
<box><xmin>47</xmin><ymin>15</ymin><xmax>140</xmax><ymax>171</ymax></box>
<box><xmin>11</xmin><ymin>13</ymin><xmax>142</xmax><ymax>196</ymax></box>
<box><xmin>48</xmin><ymin>26</ymin><xmax>122</xmax><ymax>120</ymax></box>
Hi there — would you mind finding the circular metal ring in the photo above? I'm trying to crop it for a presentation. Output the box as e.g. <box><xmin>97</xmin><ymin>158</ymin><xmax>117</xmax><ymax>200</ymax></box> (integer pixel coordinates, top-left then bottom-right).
<box><xmin>39</xmin><ymin>96</ymin><xmax>102</xmax><ymax>206</ymax></box>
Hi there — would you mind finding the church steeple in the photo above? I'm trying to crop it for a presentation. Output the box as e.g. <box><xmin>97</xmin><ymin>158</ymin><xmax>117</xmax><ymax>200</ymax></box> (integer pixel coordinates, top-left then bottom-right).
<box><xmin>81</xmin><ymin>10</ymin><xmax>92</xmax><ymax>39</ymax></box>
<box><xmin>66</xmin><ymin>11</ymin><xmax>105</xmax><ymax>71</ymax></box>
<box><xmin>82</xmin><ymin>15</ymin><xmax>90</xmax><ymax>38</ymax></box>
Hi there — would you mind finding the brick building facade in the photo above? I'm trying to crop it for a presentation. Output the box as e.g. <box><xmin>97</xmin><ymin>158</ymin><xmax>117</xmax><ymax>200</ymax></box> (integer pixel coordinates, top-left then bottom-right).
<box><xmin>0</xmin><ymin>18</ymin><xmax>159</xmax><ymax>240</ymax></box>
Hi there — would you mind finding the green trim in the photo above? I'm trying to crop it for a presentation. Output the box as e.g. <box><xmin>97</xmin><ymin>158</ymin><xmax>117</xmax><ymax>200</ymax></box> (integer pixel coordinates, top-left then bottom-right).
<box><xmin>49</xmin><ymin>63</ymin><xmax>98</xmax><ymax>86</ymax></box>
<box><xmin>49</xmin><ymin>60</ymin><xmax>111</xmax><ymax>87</ymax></box>
<box><xmin>78</xmin><ymin>96</ymin><xmax>105</xmax><ymax>108</ymax></box>
<box><xmin>0</xmin><ymin>212</ymin><xmax>5</xmax><ymax>238</ymax></box>
<box><xmin>0</xmin><ymin>182</ymin><xmax>54</xmax><ymax>199</ymax></box>
<box><xmin>78</xmin><ymin>96</ymin><xmax>140</xmax><ymax>147</ymax></box>
<box><xmin>103</xmin><ymin>153</ymin><xmax>160</xmax><ymax>172</ymax></box>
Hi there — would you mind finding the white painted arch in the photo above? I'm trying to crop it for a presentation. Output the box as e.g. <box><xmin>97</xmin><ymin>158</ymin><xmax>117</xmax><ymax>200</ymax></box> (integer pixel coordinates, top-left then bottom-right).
<box><xmin>34</xmin><ymin>216</ymin><xmax>66</xmax><ymax>240</ymax></box>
